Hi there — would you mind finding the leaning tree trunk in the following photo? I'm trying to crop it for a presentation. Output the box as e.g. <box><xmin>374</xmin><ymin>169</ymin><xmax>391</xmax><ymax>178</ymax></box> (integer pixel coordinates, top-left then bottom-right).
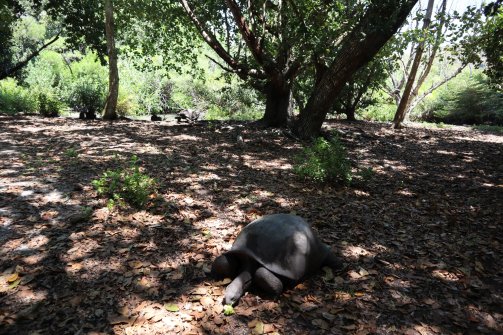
<box><xmin>259</xmin><ymin>80</ymin><xmax>294</xmax><ymax>127</ymax></box>
<box><xmin>102</xmin><ymin>0</ymin><xmax>119</xmax><ymax>120</ymax></box>
<box><xmin>294</xmin><ymin>0</ymin><xmax>418</xmax><ymax>139</ymax></box>
<box><xmin>393</xmin><ymin>0</ymin><xmax>435</xmax><ymax>129</ymax></box>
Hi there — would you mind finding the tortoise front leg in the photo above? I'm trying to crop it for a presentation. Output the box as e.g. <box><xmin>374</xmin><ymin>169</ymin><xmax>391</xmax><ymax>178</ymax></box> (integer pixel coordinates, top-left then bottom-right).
<box><xmin>224</xmin><ymin>260</ymin><xmax>256</xmax><ymax>305</ymax></box>
<box><xmin>254</xmin><ymin>267</ymin><xmax>283</xmax><ymax>295</ymax></box>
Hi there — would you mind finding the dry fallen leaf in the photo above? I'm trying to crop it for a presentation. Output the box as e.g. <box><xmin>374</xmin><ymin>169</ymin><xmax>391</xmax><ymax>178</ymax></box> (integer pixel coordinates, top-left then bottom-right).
<box><xmin>200</xmin><ymin>296</ymin><xmax>213</xmax><ymax>307</ymax></box>
<box><xmin>6</xmin><ymin>273</ymin><xmax>19</xmax><ymax>283</ymax></box>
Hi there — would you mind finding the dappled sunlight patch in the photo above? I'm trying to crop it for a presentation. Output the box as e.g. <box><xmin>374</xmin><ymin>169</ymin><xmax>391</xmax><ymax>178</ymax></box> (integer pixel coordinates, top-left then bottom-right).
<box><xmin>0</xmin><ymin>169</ymin><xmax>22</xmax><ymax>177</ymax></box>
<box><xmin>0</xmin><ymin>212</ymin><xmax>13</xmax><ymax>227</ymax></box>
<box><xmin>10</xmin><ymin>286</ymin><xmax>48</xmax><ymax>305</ymax></box>
<box><xmin>341</xmin><ymin>244</ymin><xmax>375</xmax><ymax>259</ymax></box>
<box><xmin>0</xmin><ymin>149</ymin><xmax>20</xmax><ymax>156</ymax></box>
<box><xmin>436</xmin><ymin>149</ymin><xmax>457</xmax><ymax>156</ymax></box>
<box><xmin>171</xmin><ymin>134</ymin><xmax>202</xmax><ymax>141</ymax></box>
<box><xmin>388</xmin><ymin>289</ymin><xmax>416</xmax><ymax>306</ymax></box>
<box><xmin>431</xmin><ymin>269</ymin><xmax>460</xmax><ymax>282</ymax></box>
<box><xmin>1</xmin><ymin>238</ymin><xmax>25</xmax><ymax>255</ymax></box>
<box><xmin>381</xmin><ymin>159</ymin><xmax>408</xmax><ymax>172</ymax></box>
<box><xmin>351</xmin><ymin>189</ymin><xmax>370</xmax><ymax>197</ymax></box>
<box><xmin>243</xmin><ymin>156</ymin><xmax>292</xmax><ymax>171</ymax></box>
<box><xmin>65</xmin><ymin>256</ymin><xmax>125</xmax><ymax>280</ymax></box>
<box><xmin>395</xmin><ymin>189</ymin><xmax>415</xmax><ymax>197</ymax></box>
<box><xmin>42</xmin><ymin>190</ymin><xmax>66</xmax><ymax>203</ymax></box>
<box><xmin>22</xmin><ymin>253</ymin><xmax>47</xmax><ymax>265</ymax></box>
<box><xmin>18</xmin><ymin>234</ymin><xmax>49</xmax><ymax>251</ymax></box>
<box><xmin>453</xmin><ymin>134</ymin><xmax>503</xmax><ymax>144</ymax></box>
<box><xmin>136</xmin><ymin>143</ymin><xmax>163</xmax><ymax>155</ymax></box>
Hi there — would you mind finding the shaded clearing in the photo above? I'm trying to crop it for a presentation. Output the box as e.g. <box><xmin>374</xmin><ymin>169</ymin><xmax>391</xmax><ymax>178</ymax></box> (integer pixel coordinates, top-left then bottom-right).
<box><xmin>0</xmin><ymin>115</ymin><xmax>502</xmax><ymax>334</ymax></box>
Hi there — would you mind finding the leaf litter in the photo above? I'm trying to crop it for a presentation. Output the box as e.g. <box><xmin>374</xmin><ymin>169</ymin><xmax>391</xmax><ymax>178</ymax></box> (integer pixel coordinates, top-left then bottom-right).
<box><xmin>0</xmin><ymin>115</ymin><xmax>502</xmax><ymax>334</ymax></box>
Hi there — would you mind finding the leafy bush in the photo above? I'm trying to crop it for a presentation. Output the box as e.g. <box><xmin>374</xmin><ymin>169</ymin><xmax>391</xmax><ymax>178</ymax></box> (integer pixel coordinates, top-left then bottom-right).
<box><xmin>119</xmin><ymin>58</ymin><xmax>169</xmax><ymax>115</ymax></box>
<box><xmin>24</xmin><ymin>50</ymin><xmax>67</xmax><ymax>95</ymax></box>
<box><xmin>0</xmin><ymin>78</ymin><xmax>38</xmax><ymax>114</ymax></box>
<box><xmin>38</xmin><ymin>92</ymin><xmax>64</xmax><ymax>117</ymax></box>
<box><xmin>116</xmin><ymin>90</ymin><xmax>137</xmax><ymax>117</ymax></box>
<box><xmin>92</xmin><ymin>156</ymin><xmax>157</xmax><ymax>209</ymax></box>
<box><xmin>207</xmin><ymin>85</ymin><xmax>263</xmax><ymax>120</ymax></box>
<box><xmin>418</xmin><ymin>73</ymin><xmax>503</xmax><ymax>125</ymax></box>
<box><xmin>359</xmin><ymin>102</ymin><xmax>396</xmax><ymax>122</ymax></box>
<box><xmin>62</xmin><ymin>54</ymin><xmax>107</xmax><ymax>117</ymax></box>
<box><xmin>293</xmin><ymin>134</ymin><xmax>352</xmax><ymax>185</ymax></box>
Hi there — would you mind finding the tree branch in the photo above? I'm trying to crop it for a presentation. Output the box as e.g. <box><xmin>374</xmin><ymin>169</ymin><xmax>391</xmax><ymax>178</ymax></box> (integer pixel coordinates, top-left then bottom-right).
<box><xmin>0</xmin><ymin>32</ymin><xmax>61</xmax><ymax>80</ymax></box>
<box><xmin>224</xmin><ymin>0</ymin><xmax>277</xmax><ymax>76</ymax></box>
<box><xmin>407</xmin><ymin>64</ymin><xmax>466</xmax><ymax>113</ymax></box>
<box><xmin>179</xmin><ymin>0</ymin><xmax>266</xmax><ymax>80</ymax></box>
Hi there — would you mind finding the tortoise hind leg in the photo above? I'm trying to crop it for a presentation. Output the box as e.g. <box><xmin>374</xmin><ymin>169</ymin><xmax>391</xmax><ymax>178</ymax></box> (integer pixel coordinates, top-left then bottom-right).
<box><xmin>211</xmin><ymin>254</ymin><xmax>238</xmax><ymax>279</ymax></box>
<box><xmin>254</xmin><ymin>267</ymin><xmax>283</xmax><ymax>296</ymax></box>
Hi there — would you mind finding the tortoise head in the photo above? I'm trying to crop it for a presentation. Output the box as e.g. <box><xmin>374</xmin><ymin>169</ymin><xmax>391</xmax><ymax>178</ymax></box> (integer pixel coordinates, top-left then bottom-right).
<box><xmin>224</xmin><ymin>267</ymin><xmax>253</xmax><ymax>305</ymax></box>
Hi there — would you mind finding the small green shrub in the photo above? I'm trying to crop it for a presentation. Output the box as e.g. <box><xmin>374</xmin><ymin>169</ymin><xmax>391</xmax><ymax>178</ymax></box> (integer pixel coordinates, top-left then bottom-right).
<box><xmin>38</xmin><ymin>92</ymin><xmax>63</xmax><ymax>117</ymax></box>
<box><xmin>64</xmin><ymin>148</ymin><xmax>79</xmax><ymax>158</ymax></box>
<box><xmin>293</xmin><ymin>135</ymin><xmax>352</xmax><ymax>184</ymax></box>
<box><xmin>0</xmin><ymin>78</ymin><xmax>38</xmax><ymax>114</ymax></box>
<box><xmin>359</xmin><ymin>102</ymin><xmax>396</xmax><ymax>122</ymax></box>
<box><xmin>92</xmin><ymin>155</ymin><xmax>156</xmax><ymax>209</ymax></box>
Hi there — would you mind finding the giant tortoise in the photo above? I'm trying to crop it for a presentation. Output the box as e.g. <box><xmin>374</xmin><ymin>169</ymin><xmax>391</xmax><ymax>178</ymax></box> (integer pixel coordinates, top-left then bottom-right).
<box><xmin>211</xmin><ymin>214</ymin><xmax>342</xmax><ymax>305</ymax></box>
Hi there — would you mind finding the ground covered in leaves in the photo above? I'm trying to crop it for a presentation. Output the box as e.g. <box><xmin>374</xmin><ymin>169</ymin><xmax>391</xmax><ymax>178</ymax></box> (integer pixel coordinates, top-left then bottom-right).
<box><xmin>0</xmin><ymin>115</ymin><xmax>502</xmax><ymax>335</ymax></box>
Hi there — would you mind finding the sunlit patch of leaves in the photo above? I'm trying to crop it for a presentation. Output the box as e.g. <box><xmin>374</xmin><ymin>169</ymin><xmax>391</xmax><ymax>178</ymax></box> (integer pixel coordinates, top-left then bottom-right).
<box><xmin>92</xmin><ymin>155</ymin><xmax>157</xmax><ymax>209</ymax></box>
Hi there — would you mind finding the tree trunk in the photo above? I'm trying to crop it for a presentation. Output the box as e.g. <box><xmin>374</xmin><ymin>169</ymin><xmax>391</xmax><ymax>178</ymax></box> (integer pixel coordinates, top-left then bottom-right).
<box><xmin>102</xmin><ymin>0</ymin><xmax>119</xmax><ymax>120</ymax></box>
<box><xmin>345</xmin><ymin>107</ymin><xmax>356</xmax><ymax>121</ymax></box>
<box><xmin>294</xmin><ymin>1</ymin><xmax>417</xmax><ymax>139</ymax></box>
<box><xmin>259</xmin><ymin>80</ymin><xmax>293</xmax><ymax>127</ymax></box>
<box><xmin>393</xmin><ymin>0</ymin><xmax>435</xmax><ymax>129</ymax></box>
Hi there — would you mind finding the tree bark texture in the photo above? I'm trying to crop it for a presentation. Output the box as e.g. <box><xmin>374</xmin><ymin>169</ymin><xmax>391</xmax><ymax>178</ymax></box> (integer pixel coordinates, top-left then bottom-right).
<box><xmin>260</xmin><ymin>80</ymin><xmax>294</xmax><ymax>127</ymax></box>
<box><xmin>393</xmin><ymin>0</ymin><xmax>435</xmax><ymax>128</ymax></box>
<box><xmin>295</xmin><ymin>0</ymin><xmax>418</xmax><ymax>139</ymax></box>
<box><xmin>102</xmin><ymin>0</ymin><xmax>119</xmax><ymax>120</ymax></box>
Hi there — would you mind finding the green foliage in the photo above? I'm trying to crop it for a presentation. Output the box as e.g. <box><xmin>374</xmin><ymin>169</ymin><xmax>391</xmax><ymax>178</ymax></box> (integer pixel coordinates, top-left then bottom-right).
<box><xmin>64</xmin><ymin>147</ymin><xmax>79</xmax><ymax>158</ymax></box>
<box><xmin>472</xmin><ymin>124</ymin><xmax>503</xmax><ymax>133</ymax></box>
<box><xmin>24</xmin><ymin>50</ymin><xmax>66</xmax><ymax>93</ymax></box>
<box><xmin>359</xmin><ymin>102</ymin><xmax>396</xmax><ymax>122</ymax></box>
<box><xmin>119</xmin><ymin>57</ymin><xmax>170</xmax><ymax>115</ymax></box>
<box><xmin>480</xmin><ymin>7</ymin><xmax>503</xmax><ymax>87</ymax></box>
<box><xmin>294</xmin><ymin>135</ymin><xmax>352</xmax><ymax>185</ymax></box>
<box><xmin>195</xmin><ymin>83</ymin><xmax>263</xmax><ymax>121</ymax></box>
<box><xmin>62</xmin><ymin>54</ymin><xmax>107</xmax><ymax>116</ymax></box>
<box><xmin>92</xmin><ymin>155</ymin><xmax>157</xmax><ymax>209</ymax></box>
<box><xmin>0</xmin><ymin>1</ymin><xmax>49</xmax><ymax>77</ymax></box>
<box><xmin>0</xmin><ymin>78</ymin><xmax>38</xmax><ymax>114</ymax></box>
<box><xmin>38</xmin><ymin>91</ymin><xmax>63</xmax><ymax>117</ymax></box>
<box><xmin>418</xmin><ymin>73</ymin><xmax>503</xmax><ymax>125</ymax></box>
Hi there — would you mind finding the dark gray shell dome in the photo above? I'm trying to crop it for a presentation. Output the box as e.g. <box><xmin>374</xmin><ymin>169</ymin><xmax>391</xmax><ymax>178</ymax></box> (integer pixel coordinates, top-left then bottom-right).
<box><xmin>225</xmin><ymin>214</ymin><xmax>330</xmax><ymax>280</ymax></box>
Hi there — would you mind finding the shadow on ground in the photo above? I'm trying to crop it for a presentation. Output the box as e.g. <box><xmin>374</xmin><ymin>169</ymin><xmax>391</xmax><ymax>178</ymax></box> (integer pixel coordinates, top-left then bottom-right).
<box><xmin>0</xmin><ymin>115</ymin><xmax>501</xmax><ymax>334</ymax></box>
